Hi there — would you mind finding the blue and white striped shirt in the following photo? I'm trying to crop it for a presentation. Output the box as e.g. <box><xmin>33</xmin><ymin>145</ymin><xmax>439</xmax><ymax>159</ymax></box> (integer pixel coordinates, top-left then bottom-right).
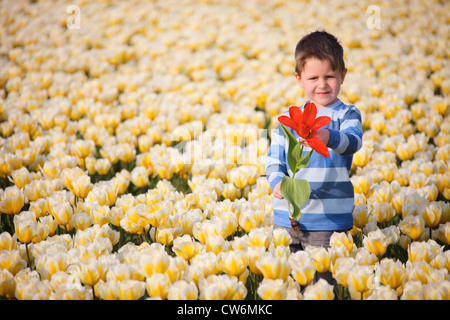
<box><xmin>266</xmin><ymin>99</ymin><xmax>363</xmax><ymax>231</ymax></box>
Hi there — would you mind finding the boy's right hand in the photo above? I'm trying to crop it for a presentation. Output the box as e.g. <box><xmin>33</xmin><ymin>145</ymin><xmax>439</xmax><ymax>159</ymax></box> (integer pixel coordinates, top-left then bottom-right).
<box><xmin>273</xmin><ymin>181</ymin><xmax>283</xmax><ymax>199</ymax></box>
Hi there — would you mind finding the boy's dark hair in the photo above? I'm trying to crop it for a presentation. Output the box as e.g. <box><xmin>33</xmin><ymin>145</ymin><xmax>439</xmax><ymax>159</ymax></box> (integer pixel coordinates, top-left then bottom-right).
<box><xmin>295</xmin><ymin>30</ymin><xmax>345</xmax><ymax>75</ymax></box>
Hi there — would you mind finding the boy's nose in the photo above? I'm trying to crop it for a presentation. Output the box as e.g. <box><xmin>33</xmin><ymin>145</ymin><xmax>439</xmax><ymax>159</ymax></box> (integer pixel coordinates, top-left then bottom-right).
<box><xmin>318</xmin><ymin>78</ymin><xmax>327</xmax><ymax>88</ymax></box>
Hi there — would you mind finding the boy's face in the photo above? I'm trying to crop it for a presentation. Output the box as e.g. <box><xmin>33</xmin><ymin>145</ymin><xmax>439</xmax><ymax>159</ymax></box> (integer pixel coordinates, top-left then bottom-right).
<box><xmin>295</xmin><ymin>58</ymin><xmax>347</xmax><ymax>109</ymax></box>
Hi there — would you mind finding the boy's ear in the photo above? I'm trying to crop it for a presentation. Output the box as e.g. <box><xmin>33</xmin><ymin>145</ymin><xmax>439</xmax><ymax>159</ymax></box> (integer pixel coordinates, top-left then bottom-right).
<box><xmin>340</xmin><ymin>68</ymin><xmax>347</xmax><ymax>84</ymax></box>
<box><xmin>294</xmin><ymin>72</ymin><xmax>303</xmax><ymax>88</ymax></box>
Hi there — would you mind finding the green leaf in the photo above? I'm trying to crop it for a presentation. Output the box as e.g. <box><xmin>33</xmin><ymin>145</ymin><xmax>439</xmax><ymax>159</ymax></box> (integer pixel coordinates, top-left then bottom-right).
<box><xmin>280</xmin><ymin>176</ymin><xmax>311</xmax><ymax>221</ymax></box>
<box><xmin>280</xmin><ymin>124</ymin><xmax>300</xmax><ymax>175</ymax></box>
<box><xmin>295</xmin><ymin>149</ymin><xmax>313</xmax><ymax>173</ymax></box>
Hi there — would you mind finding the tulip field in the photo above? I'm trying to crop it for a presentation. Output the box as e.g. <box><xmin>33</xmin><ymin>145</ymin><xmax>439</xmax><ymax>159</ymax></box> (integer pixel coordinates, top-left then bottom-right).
<box><xmin>0</xmin><ymin>0</ymin><xmax>449</xmax><ymax>300</ymax></box>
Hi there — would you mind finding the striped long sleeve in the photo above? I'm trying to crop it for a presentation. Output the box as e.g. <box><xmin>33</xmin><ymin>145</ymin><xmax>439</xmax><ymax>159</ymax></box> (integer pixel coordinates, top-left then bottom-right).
<box><xmin>265</xmin><ymin>99</ymin><xmax>363</xmax><ymax>231</ymax></box>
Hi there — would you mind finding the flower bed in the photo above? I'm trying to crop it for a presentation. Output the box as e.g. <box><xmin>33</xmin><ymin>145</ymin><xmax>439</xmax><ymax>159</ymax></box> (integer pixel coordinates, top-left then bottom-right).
<box><xmin>0</xmin><ymin>0</ymin><xmax>449</xmax><ymax>300</ymax></box>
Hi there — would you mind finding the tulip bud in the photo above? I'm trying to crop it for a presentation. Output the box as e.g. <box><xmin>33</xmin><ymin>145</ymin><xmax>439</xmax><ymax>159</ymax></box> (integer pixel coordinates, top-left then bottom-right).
<box><xmin>307</xmin><ymin>247</ymin><xmax>330</xmax><ymax>273</ymax></box>
<box><xmin>0</xmin><ymin>186</ymin><xmax>24</xmax><ymax>215</ymax></box>
<box><xmin>399</xmin><ymin>215</ymin><xmax>425</xmax><ymax>241</ymax></box>
<box><xmin>347</xmin><ymin>265</ymin><xmax>374</xmax><ymax>298</ymax></box>
<box><xmin>130</xmin><ymin>166</ymin><xmax>150</xmax><ymax>188</ymax></box>
<box><xmin>255</xmin><ymin>253</ymin><xmax>290</xmax><ymax>282</ymax></box>
<box><xmin>303</xmin><ymin>278</ymin><xmax>335</xmax><ymax>300</ymax></box>
<box><xmin>257</xmin><ymin>278</ymin><xmax>287</xmax><ymax>300</ymax></box>
<box><xmin>167</xmin><ymin>280</ymin><xmax>198</xmax><ymax>300</ymax></box>
<box><xmin>371</xmin><ymin>202</ymin><xmax>396</xmax><ymax>224</ymax></box>
<box><xmin>379</xmin><ymin>258</ymin><xmax>405</xmax><ymax>290</ymax></box>
<box><xmin>146</xmin><ymin>273</ymin><xmax>171</xmax><ymax>299</ymax></box>
<box><xmin>363</xmin><ymin>229</ymin><xmax>389</xmax><ymax>258</ymax></box>
<box><xmin>219</xmin><ymin>250</ymin><xmax>248</xmax><ymax>277</ymax></box>
<box><xmin>353</xmin><ymin>203</ymin><xmax>370</xmax><ymax>228</ymax></box>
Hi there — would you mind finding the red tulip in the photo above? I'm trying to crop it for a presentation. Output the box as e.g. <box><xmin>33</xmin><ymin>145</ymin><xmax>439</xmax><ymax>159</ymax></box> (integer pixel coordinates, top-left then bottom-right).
<box><xmin>278</xmin><ymin>102</ymin><xmax>331</xmax><ymax>157</ymax></box>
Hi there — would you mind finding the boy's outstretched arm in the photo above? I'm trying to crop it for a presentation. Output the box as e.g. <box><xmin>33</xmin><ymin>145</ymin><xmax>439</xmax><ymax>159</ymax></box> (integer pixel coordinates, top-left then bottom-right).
<box><xmin>326</xmin><ymin>106</ymin><xmax>363</xmax><ymax>156</ymax></box>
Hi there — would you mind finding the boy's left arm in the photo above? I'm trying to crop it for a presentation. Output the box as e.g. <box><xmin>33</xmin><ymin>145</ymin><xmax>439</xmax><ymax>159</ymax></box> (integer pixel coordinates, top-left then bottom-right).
<box><xmin>326</xmin><ymin>106</ymin><xmax>363</xmax><ymax>156</ymax></box>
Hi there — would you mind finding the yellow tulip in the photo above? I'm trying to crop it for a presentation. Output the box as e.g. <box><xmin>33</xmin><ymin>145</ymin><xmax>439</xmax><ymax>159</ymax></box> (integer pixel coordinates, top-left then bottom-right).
<box><xmin>0</xmin><ymin>232</ymin><xmax>17</xmax><ymax>251</ymax></box>
<box><xmin>399</xmin><ymin>215</ymin><xmax>425</xmax><ymax>241</ymax></box>
<box><xmin>353</xmin><ymin>146</ymin><xmax>371</xmax><ymax>168</ymax></box>
<box><xmin>205</xmin><ymin>234</ymin><xmax>229</xmax><ymax>254</ymax></box>
<box><xmin>14</xmin><ymin>216</ymin><xmax>36</xmax><ymax>244</ymax></box>
<box><xmin>35</xmin><ymin>252</ymin><xmax>69</xmax><ymax>280</ymax></box>
<box><xmin>379</xmin><ymin>258</ymin><xmax>405</xmax><ymax>290</ymax></box>
<box><xmin>155</xmin><ymin>227</ymin><xmax>183</xmax><ymax>246</ymax></box>
<box><xmin>247</xmin><ymin>246</ymin><xmax>266</xmax><ymax>275</ymax></box>
<box><xmin>396</xmin><ymin>143</ymin><xmax>414</xmax><ymax>161</ymax></box>
<box><xmin>72</xmin><ymin>211</ymin><xmax>93</xmax><ymax>231</ymax></box>
<box><xmin>198</xmin><ymin>274</ymin><xmax>247</xmax><ymax>300</ymax></box>
<box><xmin>256</xmin><ymin>253</ymin><xmax>290</xmax><ymax>282</ymax></box>
<box><xmin>193</xmin><ymin>220</ymin><xmax>225</xmax><ymax>244</ymax></box>
<box><xmin>406</xmin><ymin>261</ymin><xmax>431</xmax><ymax>285</ymax></box>
<box><xmin>371</xmin><ymin>185</ymin><xmax>393</xmax><ymax>204</ymax></box>
<box><xmin>29</xmin><ymin>198</ymin><xmax>48</xmax><ymax>219</ymax></box>
<box><xmin>307</xmin><ymin>247</ymin><xmax>330</xmax><ymax>274</ymax></box>
<box><xmin>257</xmin><ymin>278</ymin><xmax>287</xmax><ymax>300</ymax></box>
<box><xmin>146</xmin><ymin>205</ymin><xmax>169</xmax><ymax>228</ymax></box>
<box><xmin>332</xmin><ymin>257</ymin><xmax>356</xmax><ymax>288</ymax></box>
<box><xmin>71</xmin><ymin>174</ymin><xmax>93</xmax><ymax>199</ymax></box>
<box><xmin>86</xmin><ymin>187</ymin><xmax>109</xmax><ymax>206</ymax></box>
<box><xmin>247</xmin><ymin>228</ymin><xmax>271</xmax><ymax>249</ymax></box>
<box><xmin>91</xmin><ymin>204</ymin><xmax>111</xmax><ymax>227</ymax></box>
<box><xmin>130</xmin><ymin>166</ymin><xmax>150</xmax><ymax>188</ymax></box>
<box><xmin>184</xmin><ymin>263</ymin><xmax>209</xmax><ymax>286</ymax></box>
<box><xmin>401</xmin><ymin>281</ymin><xmax>424</xmax><ymax>300</ymax></box>
<box><xmin>422</xmin><ymin>282</ymin><xmax>450</xmax><ymax>300</ymax></box>
<box><xmin>118</xmin><ymin>279</ymin><xmax>146</xmax><ymax>300</ymax></box>
<box><xmin>366</xmin><ymin>286</ymin><xmax>398</xmax><ymax>300</ymax></box>
<box><xmin>167</xmin><ymin>280</ymin><xmax>198</xmax><ymax>300</ymax></box>
<box><xmin>10</xmin><ymin>167</ymin><xmax>32</xmax><ymax>189</ymax></box>
<box><xmin>172</xmin><ymin>234</ymin><xmax>204</xmax><ymax>261</ymax></box>
<box><xmin>0</xmin><ymin>269</ymin><xmax>15</xmax><ymax>299</ymax></box>
<box><xmin>371</xmin><ymin>202</ymin><xmax>396</xmax><ymax>224</ymax></box>
<box><xmin>272</xmin><ymin>228</ymin><xmax>292</xmax><ymax>248</ymax></box>
<box><xmin>363</xmin><ymin>229</ymin><xmax>389</xmax><ymax>258</ymax></box>
<box><xmin>0</xmin><ymin>250</ymin><xmax>27</xmax><ymax>276</ymax></box>
<box><xmin>330</xmin><ymin>232</ymin><xmax>355</xmax><ymax>255</ymax></box>
<box><xmin>164</xmin><ymin>256</ymin><xmax>187</xmax><ymax>283</ymax></box>
<box><xmin>351</xmin><ymin>175</ymin><xmax>372</xmax><ymax>196</ymax></box>
<box><xmin>120</xmin><ymin>204</ymin><xmax>151</xmax><ymax>235</ymax></box>
<box><xmin>94</xmin><ymin>280</ymin><xmax>120</xmax><ymax>300</ymax></box>
<box><xmin>303</xmin><ymin>278</ymin><xmax>335</xmax><ymax>300</ymax></box>
<box><xmin>15</xmin><ymin>277</ymin><xmax>52</xmax><ymax>300</ymax></box>
<box><xmin>138</xmin><ymin>249</ymin><xmax>171</xmax><ymax>277</ymax></box>
<box><xmin>39</xmin><ymin>215</ymin><xmax>58</xmax><ymax>237</ymax></box>
<box><xmin>417</xmin><ymin>202</ymin><xmax>442</xmax><ymax>229</ymax></box>
<box><xmin>291</xmin><ymin>264</ymin><xmax>316</xmax><ymax>287</ymax></box>
<box><xmin>24</xmin><ymin>180</ymin><xmax>49</xmax><ymax>201</ymax></box>
<box><xmin>78</xmin><ymin>258</ymin><xmax>102</xmax><ymax>287</ymax></box>
<box><xmin>407</xmin><ymin>242</ymin><xmax>434</xmax><ymax>263</ymax></box>
<box><xmin>48</xmin><ymin>199</ymin><xmax>73</xmax><ymax>227</ymax></box>
<box><xmin>146</xmin><ymin>273</ymin><xmax>171</xmax><ymax>299</ymax></box>
<box><xmin>220</xmin><ymin>250</ymin><xmax>248</xmax><ymax>277</ymax></box>
<box><xmin>353</xmin><ymin>203</ymin><xmax>370</xmax><ymax>229</ymax></box>
<box><xmin>0</xmin><ymin>186</ymin><xmax>24</xmax><ymax>215</ymax></box>
<box><xmin>347</xmin><ymin>265</ymin><xmax>374</xmax><ymax>299</ymax></box>
<box><xmin>71</xmin><ymin>139</ymin><xmax>95</xmax><ymax>159</ymax></box>
<box><xmin>222</xmin><ymin>182</ymin><xmax>241</xmax><ymax>200</ymax></box>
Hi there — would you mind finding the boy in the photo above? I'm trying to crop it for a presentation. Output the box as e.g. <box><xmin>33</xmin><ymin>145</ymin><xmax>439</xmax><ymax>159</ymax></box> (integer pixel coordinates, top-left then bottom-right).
<box><xmin>266</xmin><ymin>30</ymin><xmax>363</xmax><ymax>256</ymax></box>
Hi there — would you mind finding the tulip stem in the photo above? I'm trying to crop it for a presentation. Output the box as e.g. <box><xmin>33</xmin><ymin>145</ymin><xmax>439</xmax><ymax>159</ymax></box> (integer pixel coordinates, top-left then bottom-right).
<box><xmin>25</xmin><ymin>242</ymin><xmax>34</xmax><ymax>271</ymax></box>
